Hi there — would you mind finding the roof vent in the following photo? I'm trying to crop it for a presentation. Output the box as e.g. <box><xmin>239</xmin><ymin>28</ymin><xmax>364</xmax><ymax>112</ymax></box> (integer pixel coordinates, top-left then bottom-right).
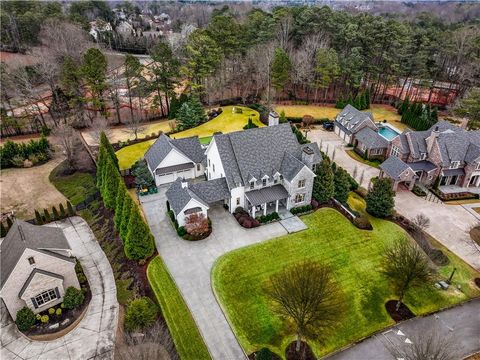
<box><xmin>303</xmin><ymin>147</ymin><xmax>314</xmax><ymax>155</ymax></box>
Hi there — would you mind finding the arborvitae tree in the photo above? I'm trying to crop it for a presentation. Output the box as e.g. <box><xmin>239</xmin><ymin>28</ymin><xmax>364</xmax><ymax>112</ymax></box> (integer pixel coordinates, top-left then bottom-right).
<box><xmin>1</xmin><ymin>222</ymin><xmax>7</xmax><ymax>237</ymax></box>
<box><xmin>67</xmin><ymin>201</ymin><xmax>75</xmax><ymax>216</ymax></box>
<box><xmin>114</xmin><ymin>181</ymin><xmax>128</xmax><ymax>232</ymax></box>
<box><xmin>120</xmin><ymin>195</ymin><xmax>134</xmax><ymax>242</ymax></box>
<box><xmin>124</xmin><ymin>205</ymin><xmax>155</xmax><ymax>261</ymax></box>
<box><xmin>313</xmin><ymin>159</ymin><xmax>334</xmax><ymax>204</ymax></box>
<box><xmin>102</xmin><ymin>158</ymin><xmax>121</xmax><ymax>210</ymax></box>
<box><xmin>96</xmin><ymin>146</ymin><xmax>107</xmax><ymax>189</ymax></box>
<box><xmin>333</xmin><ymin>167</ymin><xmax>352</xmax><ymax>204</ymax></box>
<box><xmin>43</xmin><ymin>209</ymin><xmax>51</xmax><ymax>223</ymax></box>
<box><xmin>35</xmin><ymin>210</ymin><xmax>44</xmax><ymax>225</ymax></box>
<box><xmin>52</xmin><ymin>206</ymin><xmax>60</xmax><ymax>220</ymax></box>
<box><xmin>100</xmin><ymin>132</ymin><xmax>119</xmax><ymax>170</ymax></box>
<box><xmin>366</xmin><ymin>177</ymin><xmax>396</xmax><ymax>218</ymax></box>
<box><xmin>59</xmin><ymin>203</ymin><xmax>66</xmax><ymax>218</ymax></box>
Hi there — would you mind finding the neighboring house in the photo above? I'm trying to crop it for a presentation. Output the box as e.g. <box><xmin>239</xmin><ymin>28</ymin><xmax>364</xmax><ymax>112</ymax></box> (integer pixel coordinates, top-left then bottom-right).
<box><xmin>0</xmin><ymin>221</ymin><xmax>80</xmax><ymax>321</ymax></box>
<box><xmin>145</xmin><ymin>134</ymin><xmax>206</xmax><ymax>186</ymax></box>
<box><xmin>165</xmin><ymin>123</ymin><xmax>322</xmax><ymax>225</ymax></box>
<box><xmin>334</xmin><ymin>104</ymin><xmax>377</xmax><ymax>145</ymax></box>
<box><xmin>379</xmin><ymin>156</ymin><xmax>417</xmax><ymax>191</ymax></box>
<box><xmin>354</xmin><ymin>127</ymin><xmax>389</xmax><ymax>160</ymax></box>
<box><xmin>385</xmin><ymin>121</ymin><xmax>480</xmax><ymax>191</ymax></box>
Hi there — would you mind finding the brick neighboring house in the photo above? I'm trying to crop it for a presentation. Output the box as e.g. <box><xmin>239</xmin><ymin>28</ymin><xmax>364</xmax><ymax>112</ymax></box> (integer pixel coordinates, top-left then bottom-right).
<box><xmin>166</xmin><ymin>123</ymin><xmax>322</xmax><ymax>225</ymax></box>
<box><xmin>380</xmin><ymin>121</ymin><xmax>480</xmax><ymax>192</ymax></box>
<box><xmin>0</xmin><ymin>221</ymin><xmax>80</xmax><ymax>321</ymax></box>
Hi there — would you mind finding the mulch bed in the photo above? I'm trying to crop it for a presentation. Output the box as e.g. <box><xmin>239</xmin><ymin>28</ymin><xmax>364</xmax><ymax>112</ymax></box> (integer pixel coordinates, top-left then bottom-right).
<box><xmin>285</xmin><ymin>341</ymin><xmax>316</xmax><ymax>360</ymax></box>
<box><xmin>474</xmin><ymin>278</ymin><xmax>480</xmax><ymax>289</ymax></box>
<box><xmin>385</xmin><ymin>300</ymin><xmax>415</xmax><ymax>322</ymax></box>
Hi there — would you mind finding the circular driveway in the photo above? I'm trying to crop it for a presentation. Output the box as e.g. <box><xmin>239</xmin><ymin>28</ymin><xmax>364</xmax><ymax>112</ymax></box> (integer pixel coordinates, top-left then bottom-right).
<box><xmin>0</xmin><ymin>217</ymin><xmax>118</xmax><ymax>360</ymax></box>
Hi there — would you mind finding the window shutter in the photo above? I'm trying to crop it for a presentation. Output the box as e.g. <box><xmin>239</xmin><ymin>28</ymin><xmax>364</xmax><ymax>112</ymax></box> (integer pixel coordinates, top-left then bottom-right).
<box><xmin>54</xmin><ymin>287</ymin><xmax>60</xmax><ymax>299</ymax></box>
<box><xmin>31</xmin><ymin>298</ymin><xmax>38</xmax><ymax>309</ymax></box>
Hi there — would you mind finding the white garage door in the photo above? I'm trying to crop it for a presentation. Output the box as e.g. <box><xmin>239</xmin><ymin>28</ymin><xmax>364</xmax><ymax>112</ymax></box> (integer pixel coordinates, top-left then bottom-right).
<box><xmin>156</xmin><ymin>172</ymin><xmax>175</xmax><ymax>185</ymax></box>
<box><xmin>338</xmin><ymin>129</ymin><xmax>345</xmax><ymax>139</ymax></box>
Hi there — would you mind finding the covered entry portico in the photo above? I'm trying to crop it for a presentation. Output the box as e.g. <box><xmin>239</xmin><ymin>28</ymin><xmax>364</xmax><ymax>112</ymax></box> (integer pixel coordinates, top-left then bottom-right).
<box><xmin>245</xmin><ymin>184</ymin><xmax>289</xmax><ymax>218</ymax></box>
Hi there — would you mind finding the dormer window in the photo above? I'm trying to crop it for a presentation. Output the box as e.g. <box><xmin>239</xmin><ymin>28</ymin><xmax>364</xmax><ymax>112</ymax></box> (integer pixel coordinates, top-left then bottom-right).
<box><xmin>28</xmin><ymin>257</ymin><xmax>35</xmax><ymax>265</ymax></box>
<box><xmin>420</xmin><ymin>153</ymin><xmax>427</xmax><ymax>160</ymax></box>
<box><xmin>250</xmin><ymin>181</ymin><xmax>255</xmax><ymax>190</ymax></box>
<box><xmin>450</xmin><ymin>161</ymin><xmax>460</xmax><ymax>169</ymax></box>
<box><xmin>262</xmin><ymin>179</ymin><xmax>267</xmax><ymax>187</ymax></box>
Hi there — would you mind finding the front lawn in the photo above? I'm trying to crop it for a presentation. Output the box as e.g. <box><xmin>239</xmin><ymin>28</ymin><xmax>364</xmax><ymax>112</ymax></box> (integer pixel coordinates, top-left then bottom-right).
<box><xmin>147</xmin><ymin>257</ymin><xmax>211</xmax><ymax>360</ymax></box>
<box><xmin>212</xmin><ymin>195</ymin><xmax>479</xmax><ymax>358</ymax></box>
<box><xmin>116</xmin><ymin>139</ymin><xmax>155</xmax><ymax>170</ymax></box>
<box><xmin>345</xmin><ymin>149</ymin><xmax>382</xmax><ymax>168</ymax></box>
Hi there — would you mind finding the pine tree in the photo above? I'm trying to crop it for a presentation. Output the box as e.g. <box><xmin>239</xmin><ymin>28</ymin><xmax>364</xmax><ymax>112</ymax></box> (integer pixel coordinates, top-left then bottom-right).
<box><xmin>176</xmin><ymin>102</ymin><xmax>198</xmax><ymax>129</ymax></box>
<box><xmin>35</xmin><ymin>210</ymin><xmax>44</xmax><ymax>225</ymax></box>
<box><xmin>67</xmin><ymin>201</ymin><xmax>75</xmax><ymax>216</ymax></box>
<box><xmin>365</xmin><ymin>89</ymin><xmax>371</xmax><ymax>109</ymax></box>
<box><xmin>43</xmin><ymin>209</ymin><xmax>51</xmax><ymax>223</ymax></box>
<box><xmin>114</xmin><ymin>181</ymin><xmax>127</xmax><ymax>232</ymax></box>
<box><xmin>366</xmin><ymin>177</ymin><xmax>396</xmax><ymax>218</ymax></box>
<box><xmin>125</xmin><ymin>205</ymin><xmax>155</xmax><ymax>261</ymax></box>
<box><xmin>120</xmin><ymin>195</ymin><xmax>133</xmax><ymax>242</ymax></box>
<box><xmin>188</xmin><ymin>96</ymin><xmax>207</xmax><ymax>124</ymax></box>
<box><xmin>96</xmin><ymin>146</ymin><xmax>107</xmax><ymax>189</ymax></box>
<box><xmin>333</xmin><ymin>167</ymin><xmax>352</xmax><ymax>204</ymax></box>
<box><xmin>102</xmin><ymin>158</ymin><xmax>121</xmax><ymax>210</ymax></box>
<box><xmin>100</xmin><ymin>132</ymin><xmax>119</xmax><ymax>170</ymax></box>
<box><xmin>59</xmin><ymin>203</ymin><xmax>66</xmax><ymax>218</ymax></box>
<box><xmin>313</xmin><ymin>159</ymin><xmax>334</xmax><ymax>204</ymax></box>
<box><xmin>52</xmin><ymin>206</ymin><xmax>60</xmax><ymax>220</ymax></box>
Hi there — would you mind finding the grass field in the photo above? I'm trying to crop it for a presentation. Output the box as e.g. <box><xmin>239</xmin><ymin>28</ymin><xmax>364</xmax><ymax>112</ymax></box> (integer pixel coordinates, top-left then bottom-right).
<box><xmin>274</xmin><ymin>104</ymin><xmax>408</xmax><ymax>131</ymax></box>
<box><xmin>116</xmin><ymin>105</ymin><xmax>262</xmax><ymax>170</ymax></box>
<box><xmin>49</xmin><ymin>165</ymin><xmax>97</xmax><ymax>205</ymax></box>
<box><xmin>345</xmin><ymin>149</ymin><xmax>382</xmax><ymax>168</ymax></box>
<box><xmin>212</xmin><ymin>193</ymin><xmax>479</xmax><ymax>358</ymax></box>
<box><xmin>147</xmin><ymin>257</ymin><xmax>211</xmax><ymax>360</ymax></box>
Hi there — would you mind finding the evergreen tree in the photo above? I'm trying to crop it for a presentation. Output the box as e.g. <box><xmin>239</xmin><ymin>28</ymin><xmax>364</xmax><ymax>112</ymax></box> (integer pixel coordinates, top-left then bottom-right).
<box><xmin>100</xmin><ymin>132</ymin><xmax>119</xmax><ymax>170</ymax></box>
<box><xmin>1</xmin><ymin>222</ymin><xmax>7</xmax><ymax>237</ymax></box>
<box><xmin>80</xmin><ymin>48</ymin><xmax>108</xmax><ymax>114</ymax></box>
<box><xmin>43</xmin><ymin>209</ymin><xmax>51</xmax><ymax>223</ymax></box>
<box><xmin>59</xmin><ymin>203</ymin><xmax>66</xmax><ymax>218</ymax></box>
<box><xmin>67</xmin><ymin>201</ymin><xmax>75</xmax><ymax>216</ymax></box>
<box><xmin>366</xmin><ymin>177</ymin><xmax>396</xmax><ymax>218</ymax></box>
<box><xmin>35</xmin><ymin>210</ymin><xmax>44</xmax><ymax>225</ymax></box>
<box><xmin>271</xmin><ymin>48</ymin><xmax>292</xmax><ymax>96</ymax></box>
<box><xmin>102</xmin><ymin>158</ymin><xmax>121</xmax><ymax>210</ymax></box>
<box><xmin>52</xmin><ymin>206</ymin><xmax>60</xmax><ymax>220</ymax></box>
<box><xmin>313</xmin><ymin>159</ymin><xmax>334</xmax><ymax>204</ymax></box>
<box><xmin>176</xmin><ymin>102</ymin><xmax>198</xmax><ymax>130</ymax></box>
<box><xmin>96</xmin><ymin>146</ymin><xmax>107</xmax><ymax>189</ymax></box>
<box><xmin>6</xmin><ymin>217</ymin><xmax>13</xmax><ymax>228</ymax></box>
<box><xmin>120</xmin><ymin>195</ymin><xmax>133</xmax><ymax>241</ymax></box>
<box><xmin>189</xmin><ymin>96</ymin><xmax>207</xmax><ymax>123</ymax></box>
<box><xmin>114</xmin><ymin>181</ymin><xmax>127</xmax><ymax>231</ymax></box>
<box><xmin>124</xmin><ymin>205</ymin><xmax>155</xmax><ymax>261</ymax></box>
<box><xmin>333</xmin><ymin>167</ymin><xmax>352</xmax><ymax>204</ymax></box>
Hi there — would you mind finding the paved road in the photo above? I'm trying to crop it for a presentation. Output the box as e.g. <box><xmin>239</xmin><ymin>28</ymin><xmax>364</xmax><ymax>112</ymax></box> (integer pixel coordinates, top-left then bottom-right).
<box><xmin>327</xmin><ymin>299</ymin><xmax>480</xmax><ymax>360</ymax></box>
<box><xmin>141</xmin><ymin>189</ymin><xmax>287</xmax><ymax>360</ymax></box>
<box><xmin>0</xmin><ymin>217</ymin><xmax>118</xmax><ymax>360</ymax></box>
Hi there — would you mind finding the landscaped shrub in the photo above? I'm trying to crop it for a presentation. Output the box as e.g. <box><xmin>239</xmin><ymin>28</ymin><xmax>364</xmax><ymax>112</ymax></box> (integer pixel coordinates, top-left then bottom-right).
<box><xmin>177</xmin><ymin>226</ymin><xmax>187</xmax><ymax>237</ymax></box>
<box><xmin>233</xmin><ymin>208</ymin><xmax>260</xmax><ymax>228</ymax></box>
<box><xmin>366</xmin><ymin>177</ymin><xmax>395</xmax><ymax>218</ymax></box>
<box><xmin>67</xmin><ymin>201</ymin><xmax>75</xmax><ymax>216</ymax></box>
<box><xmin>290</xmin><ymin>205</ymin><xmax>313</xmax><ymax>215</ymax></box>
<box><xmin>257</xmin><ymin>212</ymin><xmax>280</xmax><ymax>223</ymax></box>
<box><xmin>243</xmin><ymin>117</ymin><xmax>259</xmax><ymax>130</ymax></box>
<box><xmin>15</xmin><ymin>307</ymin><xmax>36</xmax><ymax>332</ymax></box>
<box><xmin>0</xmin><ymin>136</ymin><xmax>51</xmax><ymax>169</ymax></box>
<box><xmin>63</xmin><ymin>286</ymin><xmax>85</xmax><ymax>310</ymax></box>
<box><xmin>256</xmin><ymin>347</ymin><xmax>278</xmax><ymax>360</ymax></box>
<box><xmin>311</xmin><ymin>199</ymin><xmax>319</xmax><ymax>209</ymax></box>
<box><xmin>352</xmin><ymin>215</ymin><xmax>373</xmax><ymax>230</ymax></box>
<box><xmin>48</xmin><ymin>308</ymin><xmax>55</xmax><ymax>315</ymax></box>
<box><xmin>52</xmin><ymin>206</ymin><xmax>60</xmax><ymax>220</ymax></box>
<box><xmin>59</xmin><ymin>203</ymin><xmax>66</xmax><ymax>217</ymax></box>
<box><xmin>0</xmin><ymin>222</ymin><xmax>7</xmax><ymax>237</ymax></box>
<box><xmin>185</xmin><ymin>213</ymin><xmax>209</xmax><ymax>236</ymax></box>
<box><xmin>35</xmin><ymin>209</ymin><xmax>44</xmax><ymax>224</ymax></box>
<box><xmin>124</xmin><ymin>297</ymin><xmax>158</xmax><ymax>332</ymax></box>
<box><xmin>412</xmin><ymin>185</ymin><xmax>426</xmax><ymax>197</ymax></box>
<box><xmin>75</xmin><ymin>261</ymin><xmax>87</xmax><ymax>285</ymax></box>
<box><xmin>43</xmin><ymin>208</ymin><xmax>51</xmax><ymax>223</ymax></box>
<box><xmin>55</xmin><ymin>308</ymin><xmax>62</xmax><ymax>317</ymax></box>
<box><xmin>132</xmin><ymin>160</ymin><xmax>155</xmax><ymax>190</ymax></box>
<box><xmin>40</xmin><ymin>315</ymin><xmax>49</xmax><ymax>323</ymax></box>
<box><xmin>168</xmin><ymin>210</ymin><xmax>175</xmax><ymax>222</ymax></box>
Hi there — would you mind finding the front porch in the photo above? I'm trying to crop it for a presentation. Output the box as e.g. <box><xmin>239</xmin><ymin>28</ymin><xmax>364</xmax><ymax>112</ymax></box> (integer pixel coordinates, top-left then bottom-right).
<box><xmin>245</xmin><ymin>185</ymin><xmax>290</xmax><ymax>218</ymax></box>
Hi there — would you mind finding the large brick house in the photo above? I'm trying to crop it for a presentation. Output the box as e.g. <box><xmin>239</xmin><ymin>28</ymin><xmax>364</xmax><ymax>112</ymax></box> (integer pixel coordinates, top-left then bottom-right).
<box><xmin>0</xmin><ymin>221</ymin><xmax>80</xmax><ymax>320</ymax></box>
<box><xmin>380</xmin><ymin>121</ymin><xmax>480</xmax><ymax>192</ymax></box>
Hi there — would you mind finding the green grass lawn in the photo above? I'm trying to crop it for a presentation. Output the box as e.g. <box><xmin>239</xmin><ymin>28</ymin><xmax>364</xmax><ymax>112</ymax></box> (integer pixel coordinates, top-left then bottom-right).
<box><xmin>212</xmin><ymin>193</ymin><xmax>479</xmax><ymax>358</ymax></box>
<box><xmin>49</xmin><ymin>164</ymin><xmax>97</xmax><ymax>205</ymax></box>
<box><xmin>274</xmin><ymin>104</ymin><xmax>408</xmax><ymax>131</ymax></box>
<box><xmin>116</xmin><ymin>105</ymin><xmax>262</xmax><ymax>170</ymax></box>
<box><xmin>147</xmin><ymin>257</ymin><xmax>211</xmax><ymax>360</ymax></box>
<box><xmin>345</xmin><ymin>149</ymin><xmax>382</xmax><ymax>168</ymax></box>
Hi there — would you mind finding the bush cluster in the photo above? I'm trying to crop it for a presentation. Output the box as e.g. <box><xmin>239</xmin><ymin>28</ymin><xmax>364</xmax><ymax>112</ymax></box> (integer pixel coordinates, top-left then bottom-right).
<box><xmin>34</xmin><ymin>201</ymin><xmax>74</xmax><ymax>225</ymax></box>
<box><xmin>124</xmin><ymin>297</ymin><xmax>158</xmax><ymax>332</ymax></box>
<box><xmin>290</xmin><ymin>204</ymin><xmax>313</xmax><ymax>215</ymax></box>
<box><xmin>397</xmin><ymin>96</ymin><xmax>438</xmax><ymax>131</ymax></box>
<box><xmin>233</xmin><ymin>208</ymin><xmax>260</xmax><ymax>228</ymax></box>
<box><xmin>256</xmin><ymin>212</ymin><xmax>280</xmax><ymax>223</ymax></box>
<box><xmin>16</xmin><ymin>307</ymin><xmax>36</xmax><ymax>332</ymax></box>
<box><xmin>63</xmin><ymin>286</ymin><xmax>84</xmax><ymax>310</ymax></box>
<box><xmin>352</xmin><ymin>215</ymin><xmax>373</xmax><ymax>230</ymax></box>
<box><xmin>0</xmin><ymin>136</ymin><xmax>51</xmax><ymax>168</ymax></box>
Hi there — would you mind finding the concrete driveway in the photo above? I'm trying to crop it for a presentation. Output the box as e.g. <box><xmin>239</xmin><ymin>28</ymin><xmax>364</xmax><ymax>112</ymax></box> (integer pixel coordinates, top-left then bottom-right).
<box><xmin>0</xmin><ymin>217</ymin><xmax>118</xmax><ymax>360</ymax></box>
<box><xmin>395</xmin><ymin>189</ymin><xmax>480</xmax><ymax>270</ymax></box>
<box><xmin>307</xmin><ymin>129</ymin><xmax>379</xmax><ymax>188</ymax></box>
<box><xmin>327</xmin><ymin>298</ymin><xmax>480</xmax><ymax>360</ymax></box>
<box><xmin>141</xmin><ymin>188</ymin><xmax>287</xmax><ymax>360</ymax></box>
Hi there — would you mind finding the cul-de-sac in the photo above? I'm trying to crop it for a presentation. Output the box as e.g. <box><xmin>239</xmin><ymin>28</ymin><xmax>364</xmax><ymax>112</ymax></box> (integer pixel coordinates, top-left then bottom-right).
<box><xmin>1</xmin><ymin>1</ymin><xmax>479</xmax><ymax>360</ymax></box>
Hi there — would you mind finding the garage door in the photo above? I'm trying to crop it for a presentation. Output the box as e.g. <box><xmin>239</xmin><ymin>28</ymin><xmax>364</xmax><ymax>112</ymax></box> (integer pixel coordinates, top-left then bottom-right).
<box><xmin>156</xmin><ymin>172</ymin><xmax>175</xmax><ymax>185</ymax></box>
<box><xmin>338</xmin><ymin>129</ymin><xmax>345</xmax><ymax>139</ymax></box>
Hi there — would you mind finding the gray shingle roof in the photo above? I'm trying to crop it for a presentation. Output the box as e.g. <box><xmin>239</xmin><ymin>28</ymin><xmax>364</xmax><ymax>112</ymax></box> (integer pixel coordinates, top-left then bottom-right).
<box><xmin>145</xmin><ymin>134</ymin><xmax>204</xmax><ymax>171</ymax></box>
<box><xmin>189</xmin><ymin>178</ymin><xmax>230</xmax><ymax>203</ymax></box>
<box><xmin>355</xmin><ymin>127</ymin><xmax>389</xmax><ymax>149</ymax></box>
<box><xmin>335</xmin><ymin>104</ymin><xmax>374</xmax><ymax>133</ymax></box>
<box><xmin>1</xmin><ymin>221</ymin><xmax>72</xmax><ymax>288</ymax></box>
<box><xmin>409</xmin><ymin>161</ymin><xmax>437</xmax><ymax>172</ymax></box>
<box><xmin>245</xmin><ymin>184</ymin><xmax>289</xmax><ymax>206</ymax></box>
<box><xmin>280</xmin><ymin>152</ymin><xmax>306</xmax><ymax>182</ymax></box>
<box><xmin>398</xmin><ymin>133</ymin><xmax>410</xmax><ymax>154</ymax></box>
<box><xmin>213</xmin><ymin>134</ymin><xmax>243</xmax><ymax>189</ymax></box>
<box><xmin>166</xmin><ymin>178</ymin><xmax>209</xmax><ymax>216</ymax></box>
<box><xmin>380</xmin><ymin>156</ymin><xmax>412</xmax><ymax>181</ymax></box>
<box><xmin>301</xmin><ymin>143</ymin><xmax>322</xmax><ymax>165</ymax></box>
<box><xmin>18</xmin><ymin>269</ymin><xmax>64</xmax><ymax>298</ymax></box>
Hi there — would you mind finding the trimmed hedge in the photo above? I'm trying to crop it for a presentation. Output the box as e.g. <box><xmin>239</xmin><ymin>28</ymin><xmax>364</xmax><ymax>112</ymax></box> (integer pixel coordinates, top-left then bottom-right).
<box><xmin>290</xmin><ymin>204</ymin><xmax>313</xmax><ymax>215</ymax></box>
<box><xmin>256</xmin><ymin>212</ymin><xmax>280</xmax><ymax>223</ymax></box>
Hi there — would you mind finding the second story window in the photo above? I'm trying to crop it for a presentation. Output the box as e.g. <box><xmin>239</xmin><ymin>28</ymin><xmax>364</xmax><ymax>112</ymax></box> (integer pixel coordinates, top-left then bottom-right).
<box><xmin>476</xmin><ymin>163</ymin><xmax>480</xmax><ymax>171</ymax></box>
<box><xmin>28</xmin><ymin>257</ymin><xmax>35</xmax><ymax>265</ymax></box>
<box><xmin>208</xmin><ymin>159</ymin><xmax>211</xmax><ymax>167</ymax></box>
<box><xmin>250</xmin><ymin>181</ymin><xmax>254</xmax><ymax>190</ymax></box>
<box><xmin>298</xmin><ymin>179</ymin><xmax>306</xmax><ymax>188</ymax></box>
<box><xmin>197</xmin><ymin>164</ymin><xmax>201</xmax><ymax>171</ymax></box>
<box><xmin>390</xmin><ymin>146</ymin><xmax>399</xmax><ymax>157</ymax></box>
<box><xmin>420</xmin><ymin>153</ymin><xmax>427</xmax><ymax>160</ymax></box>
<box><xmin>262</xmin><ymin>179</ymin><xmax>267</xmax><ymax>187</ymax></box>
<box><xmin>213</xmin><ymin>164</ymin><xmax>215</xmax><ymax>172</ymax></box>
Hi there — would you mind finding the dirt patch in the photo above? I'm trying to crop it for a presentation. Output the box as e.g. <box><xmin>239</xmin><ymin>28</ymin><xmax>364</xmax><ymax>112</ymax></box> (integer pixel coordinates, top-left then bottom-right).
<box><xmin>285</xmin><ymin>341</ymin><xmax>316</xmax><ymax>360</ymax></box>
<box><xmin>0</xmin><ymin>156</ymin><xmax>66</xmax><ymax>219</ymax></box>
<box><xmin>470</xmin><ymin>226</ymin><xmax>480</xmax><ymax>246</ymax></box>
<box><xmin>385</xmin><ymin>300</ymin><xmax>415</xmax><ymax>322</ymax></box>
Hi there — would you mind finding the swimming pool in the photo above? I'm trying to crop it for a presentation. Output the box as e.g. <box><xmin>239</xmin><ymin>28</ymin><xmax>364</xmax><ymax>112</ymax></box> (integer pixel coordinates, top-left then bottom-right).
<box><xmin>378</xmin><ymin>126</ymin><xmax>400</xmax><ymax>141</ymax></box>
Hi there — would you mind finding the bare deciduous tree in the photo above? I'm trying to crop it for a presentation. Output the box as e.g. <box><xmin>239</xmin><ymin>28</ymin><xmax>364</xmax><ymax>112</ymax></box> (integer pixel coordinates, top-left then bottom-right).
<box><xmin>89</xmin><ymin>117</ymin><xmax>110</xmax><ymax>145</ymax></box>
<box><xmin>53</xmin><ymin>123</ymin><xmax>82</xmax><ymax>170</ymax></box>
<box><xmin>266</xmin><ymin>261</ymin><xmax>344</xmax><ymax>355</ymax></box>
<box><xmin>385</xmin><ymin>328</ymin><xmax>456</xmax><ymax>360</ymax></box>
<box><xmin>412</xmin><ymin>214</ymin><xmax>430</xmax><ymax>232</ymax></box>
<box><xmin>381</xmin><ymin>239</ymin><xmax>434</xmax><ymax>311</ymax></box>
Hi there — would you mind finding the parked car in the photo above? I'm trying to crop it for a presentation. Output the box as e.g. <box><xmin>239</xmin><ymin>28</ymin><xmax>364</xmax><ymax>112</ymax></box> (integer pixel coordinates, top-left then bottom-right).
<box><xmin>323</xmin><ymin>121</ymin><xmax>334</xmax><ymax>131</ymax></box>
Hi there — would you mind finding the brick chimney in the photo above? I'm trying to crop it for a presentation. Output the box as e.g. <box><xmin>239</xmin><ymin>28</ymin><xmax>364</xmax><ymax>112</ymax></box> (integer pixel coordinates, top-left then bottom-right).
<box><xmin>426</xmin><ymin>125</ymin><xmax>439</xmax><ymax>154</ymax></box>
<box><xmin>302</xmin><ymin>146</ymin><xmax>314</xmax><ymax>165</ymax></box>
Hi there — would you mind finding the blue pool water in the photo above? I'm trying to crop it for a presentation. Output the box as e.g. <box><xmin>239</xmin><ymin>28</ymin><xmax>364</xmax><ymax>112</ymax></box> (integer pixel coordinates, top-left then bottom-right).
<box><xmin>378</xmin><ymin>126</ymin><xmax>400</xmax><ymax>141</ymax></box>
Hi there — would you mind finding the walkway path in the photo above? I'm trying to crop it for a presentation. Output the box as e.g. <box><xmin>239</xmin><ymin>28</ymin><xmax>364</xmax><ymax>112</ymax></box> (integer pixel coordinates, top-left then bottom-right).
<box><xmin>0</xmin><ymin>217</ymin><xmax>118</xmax><ymax>360</ymax></box>
<box><xmin>141</xmin><ymin>190</ymin><xmax>287</xmax><ymax>360</ymax></box>
<box><xmin>327</xmin><ymin>299</ymin><xmax>480</xmax><ymax>360</ymax></box>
